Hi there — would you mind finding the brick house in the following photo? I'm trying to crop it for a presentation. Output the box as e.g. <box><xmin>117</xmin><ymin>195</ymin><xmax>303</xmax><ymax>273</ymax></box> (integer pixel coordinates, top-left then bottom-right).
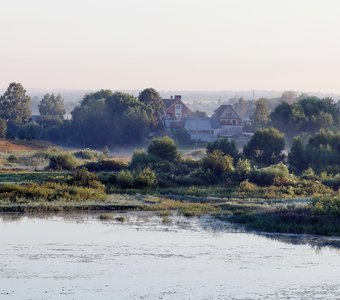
<box><xmin>211</xmin><ymin>105</ymin><xmax>242</xmax><ymax>126</ymax></box>
<box><xmin>164</xmin><ymin>95</ymin><xmax>192</xmax><ymax>120</ymax></box>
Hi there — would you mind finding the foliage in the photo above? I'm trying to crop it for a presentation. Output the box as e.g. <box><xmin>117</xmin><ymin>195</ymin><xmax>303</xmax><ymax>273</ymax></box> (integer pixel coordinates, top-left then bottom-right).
<box><xmin>173</xmin><ymin>128</ymin><xmax>192</xmax><ymax>145</ymax></box>
<box><xmin>0</xmin><ymin>118</ymin><xmax>7</xmax><ymax>138</ymax></box>
<box><xmin>133</xmin><ymin>167</ymin><xmax>157</xmax><ymax>188</ymax></box>
<box><xmin>69</xmin><ymin>167</ymin><xmax>103</xmax><ymax>189</ymax></box>
<box><xmin>18</xmin><ymin>123</ymin><xmax>41</xmax><ymax>141</ymax></box>
<box><xmin>0</xmin><ymin>182</ymin><xmax>106</xmax><ymax>202</ymax></box>
<box><xmin>243</xmin><ymin>128</ymin><xmax>285</xmax><ymax>167</ymax></box>
<box><xmin>206</xmin><ymin>138</ymin><xmax>238</xmax><ymax>160</ymax></box>
<box><xmin>38</xmin><ymin>93</ymin><xmax>66</xmax><ymax>120</ymax></box>
<box><xmin>202</xmin><ymin>150</ymin><xmax>234</xmax><ymax>177</ymax></box>
<box><xmin>130</xmin><ymin>150</ymin><xmax>158</xmax><ymax>169</ymax></box>
<box><xmin>288</xmin><ymin>138</ymin><xmax>307</xmax><ymax>174</ymax></box>
<box><xmin>116</xmin><ymin>170</ymin><xmax>134</xmax><ymax>189</ymax></box>
<box><xmin>84</xmin><ymin>159</ymin><xmax>127</xmax><ymax>172</ymax></box>
<box><xmin>48</xmin><ymin>154</ymin><xmax>79</xmax><ymax>171</ymax></box>
<box><xmin>248</xmin><ymin>163</ymin><xmax>291</xmax><ymax>186</ymax></box>
<box><xmin>251</xmin><ymin>98</ymin><xmax>270</xmax><ymax>129</ymax></box>
<box><xmin>147</xmin><ymin>136</ymin><xmax>179</xmax><ymax>161</ymax></box>
<box><xmin>69</xmin><ymin>90</ymin><xmax>152</xmax><ymax>147</ymax></box>
<box><xmin>138</xmin><ymin>88</ymin><xmax>164</xmax><ymax>128</ymax></box>
<box><xmin>74</xmin><ymin>149</ymin><xmax>105</xmax><ymax>160</ymax></box>
<box><xmin>0</xmin><ymin>82</ymin><xmax>31</xmax><ymax>125</ymax></box>
<box><xmin>271</xmin><ymin>96</ymin><xmax>339</xmax><ymax>139</ymax></box>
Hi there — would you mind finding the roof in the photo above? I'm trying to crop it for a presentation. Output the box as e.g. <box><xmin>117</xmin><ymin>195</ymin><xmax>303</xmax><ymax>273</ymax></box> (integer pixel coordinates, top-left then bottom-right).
<box><xmin>164</xmin><ymin>98</ymin><xmax>177</xmax><ymax>109</ymax></box>
<box><xmin>183</xmin><ymin>117</ymin><xmax>219</xmax><ymax>132</ymax></box>
<box><xmin>212</xmin><ymin>105</ymin><xmax>241</xmax><ymax>120</ymax></box>
<box><xmin>219</xmin><ymin>125</ymin><xmax>243</xmax><ymax>137</ymax></box>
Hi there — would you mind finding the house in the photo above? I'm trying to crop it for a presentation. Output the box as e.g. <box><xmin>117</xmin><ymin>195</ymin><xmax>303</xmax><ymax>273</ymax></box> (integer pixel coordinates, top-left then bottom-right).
<box><xmin>164</xmin><ymin>95</ymin><xmax>191</xmax><ymax>120</ymax></box>
<box><xmin>183</xmin><ymin>117</ymin><xmax>220</xmax><ymax>142</ymax></box>
<box><xmin>211</xmin><ymin>105</ymin><xmax>242</xmax><ymax>126</ymax></box>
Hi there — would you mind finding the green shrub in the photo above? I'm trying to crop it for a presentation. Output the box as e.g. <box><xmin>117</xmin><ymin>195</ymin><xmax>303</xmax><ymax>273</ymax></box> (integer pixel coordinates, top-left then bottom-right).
<box><xmin>130</xmin><ymin>150</ymin><xmax>158</xmax><ymax>169</ymax></box>
<box><xmin>148</xmin><ymin>136</ymin><xmax>179</xmax><ymax>161</ymax></box>
<box><xmin>207</xmin><ymin>139</ymin><xmax>238</xmax><ymax>159</ymax></box>
<box><xmin>69</xmin><ymin>167</ymin><xmax>103</xmax><ymax>189</ymax></box>
<box><xmin>7</xmin><ymin>155</ymin><xmax>19</xmax><ymax>163</ymax></box>
<box><xmin>0</xmin><ymin>118</ymin><xmax>7</xmax><ymax>138</ymax></box>
<box><xmin>49</xmin><ymin>154</ymin><xmax>78</xmax><ymax>171</ymax></box>
<box><xmin>84</xmin><ymin>159</ymin><xmax>127</xmax><ymax>172</ymax></box>
<box><xmin>74</xmin><ymin>149</ymin><xmax>105</xmax><ymax>160</ymax></box>
<box><xmin>116</xmin><ymin>170</ymin><xmax>134</xmax><ymax>189</ymax></box>
<box><xmin>133</xmin><ymin>167</ymin><xmax>157</xmax><ymax>188</ymax></box>
<box><xmin>202</xmin><ymin>150</ymin><xmax>234</xmax><ymax>177</ymax></box>
<box><xmin>249</xmin><ymin>163</ymin><xmax>291</xmax><ymax>186</ymax></box>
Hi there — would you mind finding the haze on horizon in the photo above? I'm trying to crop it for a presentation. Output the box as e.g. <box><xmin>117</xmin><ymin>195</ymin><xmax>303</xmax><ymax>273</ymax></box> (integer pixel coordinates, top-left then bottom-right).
<box><xmin>1</xmin><ymin>0</ymin><xmax>340</xmax><ymax>93</ymax></box>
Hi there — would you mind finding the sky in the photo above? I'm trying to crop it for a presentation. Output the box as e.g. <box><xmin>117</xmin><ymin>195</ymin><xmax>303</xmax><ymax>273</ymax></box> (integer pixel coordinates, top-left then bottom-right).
<box><xmin>1</xmin><ymin>0</ymin><xmax>340</xmax><ymax>93</ymax></box>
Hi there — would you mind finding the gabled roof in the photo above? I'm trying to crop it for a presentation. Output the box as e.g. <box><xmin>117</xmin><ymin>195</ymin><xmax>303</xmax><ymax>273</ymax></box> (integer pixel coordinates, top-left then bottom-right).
<box><xmin>164</xmin><ymin>98</ymin><xmax>177</xmax><ymax>109</ymax></box>
<box><xmin>212</xmin><ymin>104</ymin><xmax>241</xmax><ymax>120</ymax></box>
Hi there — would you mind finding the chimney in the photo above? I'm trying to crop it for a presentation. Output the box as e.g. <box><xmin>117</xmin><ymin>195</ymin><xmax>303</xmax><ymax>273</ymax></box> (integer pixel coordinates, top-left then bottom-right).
<box><xmin>174</xmin><ymin>95</ymin><xmax>181</xmax><ymax>101</ymax></box>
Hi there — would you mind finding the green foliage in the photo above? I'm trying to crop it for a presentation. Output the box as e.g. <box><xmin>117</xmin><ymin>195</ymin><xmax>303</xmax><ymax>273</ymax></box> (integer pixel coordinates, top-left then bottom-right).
<box><xmin>133</xmin><ymin>167</ymin><xmax>157</xmax><ymax>188</ymax></box>
<box><xmin>0</xmin><ymin>182</ymin><xmax>106</xmax><ymax>202</ymax></box>
<box><xmin>130</xmin><ymin>150</ymin><xmax>158</xmax><ymax>169</ymax></box>
<box><xmin>147</xmin><ymin>136</ymin><xmax>179</xmax><ymax>161</ymax></box>
<box><xmin>69</xmin><ymin>167</ymin><xmax>103</xmax><ymax>189</ymax></box>
<box><xmin>0</xmin><ymin>118</ymin><xmax>7</xmax><ymax>138</ymax></box>
<box><xmin>38</xmin><ymin>93</ymin><xmax>66</xmax><ymax>120</ymax></box>
<box><xmin>243</xmin><ymin>128</ymin><xmax>285</xmax><ymax>167</ymax></box>
<box><xmin>138</xmin><ymin>88</ymin><xmax>164</xmax><ymax>128</ymax></box>
<box><xmin>251</xmin><ymin>98</ymin><xmax>270</xmax><ymax>128</ymax></box>
<box><xmin>271</xmin><ymin>96</ymin><xmax>339</xmax><ymax>139</ymax></box>
<box><xmin>116</xmin><ymin>170</ymin><xmax>134</xmax><ymax>189</ymax></box>
<box><xmin>18</xmin><ymin>123</ymin><xmax>40</xmax><ymax>140</ymax></box>
<box><xmin>313</xmin><ymin>197</ymin><xmax>340</xmax><ymax>215</ymax></box>
<box><xmin>74</xmin><ymin>149</ymin><xmax>105</xmax><ymax>160</ymax></box>
<box><xmin>70</xmin><ymin>90</ymin><xmax>152</xmax><ymax>147</ymax></box>
<box><xmin>236</xmin><ymin>159</ymin><xmax>251</xmax><ymax>176</ymax></box>
<box><xmin>84</xmin><ymin>159</ymin><xmax>127</xmax><ymax>172</ymax></box>
<box><xmin>173</xmin><ymin>128</ymin><xmax>192</xmax><ymax>145</ymax></box>
<box><xmin>202</xmin><ymin>150</ymin><xmax>234</xmax><ymax>177</ymax></box>
<box><xmin>48</xmin><ymin>154</ymin><xmax>78</xmax><ymax>171</ymax></box>
<box><xmin>288</xmin><ymin>138</ymin><xmax>308</xmax><ymax>174</ymax></box>
<box><xmin>206</xmin><ymin>139</ymin><xmax>238</xmax><ymax>159</ymax></box>
<box><xmin>249</xmin><ymin>163</ymin><xmax>291</xmax><ymax>186</ymax></box>
<box><xmin>0</xmin><ymin>82</ymin><xmax>31</xmax><ymax>125</ymax></box>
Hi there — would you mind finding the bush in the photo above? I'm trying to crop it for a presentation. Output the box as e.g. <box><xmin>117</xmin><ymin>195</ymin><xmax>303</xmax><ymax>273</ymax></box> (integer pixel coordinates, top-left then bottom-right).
<box><xmin>130</xmin><ymin>150</ymin><xmax>158</xmax><ymax>169</ymax></box>
<box><xmin>148</xmin><ymin>136</ymin><xmax>179</xmax><ymax>161</ymax></box>
<box><xmin>249</xmin><ymin>163</ymin><xmax>291</xmax><ymax>186</ymax></box>
<box><xmin>48</xmin><ymin>154</ymin><xmax>78</xmax><ymax>171</ymax></box>
<box><xmin>74</xmin><ymin>149</ymin><xmax>105</xmax><ymax>160</ymax></box>
<box><xmin>18</xmin><ymin>124</ymin><xmax>41</xmax><ymax>141</ymax></box>
<box><xmin>173</xmin><ymin>128</ymin><xmax>192</xmax><ymax>145</ymax></box>
<box><xmin>207</xmin><ymin>139</ymin><xmax>238</xmax><ymax>159</ymax></box>
<box><xmin>116</xmin><ymin>170</ymin><xmax>134</xmax><ymax>189</ymax></box>
<box><xmin>84</xmin><ymin>159</ymin><xmax>127</xmax><ymax>172</ymax></box>
<box><xmin>202</xmin><ymin>150</ymin><xmax>234</xmax><ymax>177</ymax></box>
<box><xmin>133</xmin><ymin>167</ymin><xmax>157</xmax><ymax>188</ymax></box>
<box><xmin>7</xmin><ymin>155</ymin><xmax>19</xmax><ymax>164</ymax></box>
<box><xmin>69</xmin><ymin>167</ymin><xmax>103</xmax><ymax>189</ymax></box>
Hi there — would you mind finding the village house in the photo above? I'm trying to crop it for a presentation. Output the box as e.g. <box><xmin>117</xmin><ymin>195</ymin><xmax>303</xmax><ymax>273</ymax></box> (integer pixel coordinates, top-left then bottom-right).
<box><xmin>164</xmin><ymin>97</ymin><xmax>246</xmax><ymax>142</ymax></box>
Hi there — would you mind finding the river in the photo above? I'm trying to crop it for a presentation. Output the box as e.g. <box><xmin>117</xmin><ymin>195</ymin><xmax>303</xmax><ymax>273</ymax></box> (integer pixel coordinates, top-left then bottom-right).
<box><xmin>1</xmin><ymin>212</ymin><xmax>340</xmax><ymax>299</ymax></box>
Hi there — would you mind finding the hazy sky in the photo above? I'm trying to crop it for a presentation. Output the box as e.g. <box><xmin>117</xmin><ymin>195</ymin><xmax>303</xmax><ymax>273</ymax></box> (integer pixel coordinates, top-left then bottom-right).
<box><xmin>1</xmin><ymin>0</ymin><xmax>340</xmax><ymax>92</ymax></box>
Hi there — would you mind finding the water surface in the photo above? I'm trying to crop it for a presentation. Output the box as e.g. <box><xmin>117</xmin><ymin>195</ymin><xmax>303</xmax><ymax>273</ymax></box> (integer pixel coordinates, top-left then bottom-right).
<box><xmin>1</xmin><ymin>212</ymin><xmax>340</xmax><ymax>299</ymax></box>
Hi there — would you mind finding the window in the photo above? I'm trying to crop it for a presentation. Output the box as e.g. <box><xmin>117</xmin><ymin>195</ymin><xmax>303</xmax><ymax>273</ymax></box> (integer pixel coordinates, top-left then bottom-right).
<box><xmin>175</xmin><ymin>104</ymin><xmax>181</xmax><ymax>110</ymax></box>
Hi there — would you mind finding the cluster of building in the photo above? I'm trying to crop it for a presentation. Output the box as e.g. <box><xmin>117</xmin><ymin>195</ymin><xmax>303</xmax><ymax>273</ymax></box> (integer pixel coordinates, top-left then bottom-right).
<box><xmin>164</xmin><ymin>95</ymin><xmax>250</xmax><ymax>143</ymax></box>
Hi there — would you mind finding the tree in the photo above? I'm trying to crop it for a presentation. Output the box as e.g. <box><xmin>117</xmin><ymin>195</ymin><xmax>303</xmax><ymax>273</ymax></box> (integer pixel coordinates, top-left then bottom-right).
<box><xmin>0</xmin><ymin>82</ymin><xmax>31</xmax><ymax>124</ymax></box>
<box><xmin>202</xmin><ymin>150</ymin><xmax>234</xmax><ymax>177</ymax></box>
<box><xmin>173</xmin><ymin>128</ymin><xmax>191</xmax><ymax>145</ymax></box>
<box><xmin>147</xmin><ymin>136</ymin><xmax>179</xmax><ymax>161</ymax></box>
<box><xmin>0</xmin><ymin>119</ymin><xmax>7</xmax><ymax>138</ymax></box>
<box><xmin>38</xmin><ymin>93</ymin><xmax>66</xmax><ymax>120</ymax></box>
<box><xmin>251</xmin><ymin>98</ymin><xmax>269</xmax><ymax>129</ymax></box>
<box><xmin>206</xmin><ymin>139</ymin><xmax>238</xmax><ymax>160</ymax></box>
<box><xmin>138</xmin><ymin>88</ymin><xmax>164</xmax><ymax>128</ymax></box>
<box><xmin>243</xmin><ymin>128</ymin><xmax>285</xmax><ymax>167</ymax></box>
<box><xmin>288</xmin><ymin>138</ymin><xmax>307</xmax><ymax>174</ymax></box>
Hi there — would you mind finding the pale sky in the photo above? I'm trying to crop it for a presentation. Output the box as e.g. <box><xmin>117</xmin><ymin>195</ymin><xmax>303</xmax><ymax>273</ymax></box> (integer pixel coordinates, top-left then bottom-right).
<box><xmin>1</xmin><ymin>0</ymin><xmax>340</xmax><ymax>93</ymax></box>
